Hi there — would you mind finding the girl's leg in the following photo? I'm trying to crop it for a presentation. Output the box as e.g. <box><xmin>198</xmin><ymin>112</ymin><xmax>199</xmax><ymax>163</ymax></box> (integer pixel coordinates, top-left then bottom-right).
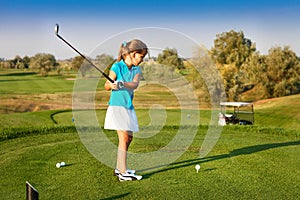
<box><xmin>116</xmin><ymin>130</ymin><xmax>133</xmax><ymax>173</ymax></box>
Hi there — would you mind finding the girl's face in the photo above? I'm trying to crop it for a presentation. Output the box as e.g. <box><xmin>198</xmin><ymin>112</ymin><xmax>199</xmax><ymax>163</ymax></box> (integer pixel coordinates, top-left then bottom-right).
<box><xmin>130</xmin><ymin>51</ymin><xmax>146</xmax><ymax>66</ymax></box>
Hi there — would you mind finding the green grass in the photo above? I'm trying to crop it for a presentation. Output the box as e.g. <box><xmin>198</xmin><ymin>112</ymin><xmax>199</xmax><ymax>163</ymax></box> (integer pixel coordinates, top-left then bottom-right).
<box><xmin>0</xmin><ymin>69</ymin><xmax>299</xmax><ymax>199</ymax></box>
<box><xmin>0</xmin><ymin>126</ymin><xmax>299</xmax><ymax>199</ymax></box>
<box><xmin>0</xmin><ymin>109</ymin><xmax>299</xmax><ymax>199</ymax></box>
<box><xmin>0</xmin><ymin>71</ymin><xmax>75</xmax><ymax>95</ymax></box>
<box><xmin>0</xmin><ymin>109</ymin><xmax>203</xmax><ymax>128</ymax></box>
<box><xmin>254</xmin><ymin>95</ymin><xmax>300</xmax><ymax>130</ymax></box>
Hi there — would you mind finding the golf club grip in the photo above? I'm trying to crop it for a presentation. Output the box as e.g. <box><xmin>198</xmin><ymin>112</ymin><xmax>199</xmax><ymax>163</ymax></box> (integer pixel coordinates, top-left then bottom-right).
<box><xmin>56</xmin><ymin>34</ymin><xmax>114</xmax><ymax>83</ymax></box>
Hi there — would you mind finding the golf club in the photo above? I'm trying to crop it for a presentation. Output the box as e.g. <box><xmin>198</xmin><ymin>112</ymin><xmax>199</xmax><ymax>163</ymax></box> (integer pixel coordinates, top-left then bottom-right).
<box><xmin>54</xmin><ymin>24</ymin><xmax>120</xmax><ymax>86</ymax></box>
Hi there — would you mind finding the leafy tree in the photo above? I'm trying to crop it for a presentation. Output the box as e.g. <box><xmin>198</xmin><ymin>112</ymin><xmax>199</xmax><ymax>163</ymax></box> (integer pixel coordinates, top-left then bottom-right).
<box><xmin>71</xmin><ymin>56</ymin><xmax>92</xmax><ymax>77</ymax></box>
<box><xmin>211</xmin><ymin>30</ymin><xmax>256</xmax><ymax>68</ymax></box>
<box><xmin>210</xmin><ymin>30</ymin><xmax>256</xmax><ymax>101</ymax></box>
<box><xmin>94</xmin><ymin>54</ymin><xmax>114</xmax><ymax>66</ymax></box>
<box><xmin>157</xmin><ymin>48</ymin><xmax>184</xmax><ymax>70</ymax></box>
<box><xmin>29</xmin><ymin>53</ymin><xmax>58</xmax><ymax>76</ymax></box>
<box><xmin>5</xmin><ymin>55</ymin><xmax>31</xmax><ymax>69</ymax></box>
<box><xmin>13</xmin><ymin>55</ymin><xmax>23</xmax><ymax>69</ymax></box>
<box><xmin>71</xmin><ymin>56</ymin><xmax>84</xmax><ymax>71</ymax></box>
<box><xmin>94</xmin><ymin>54</ymin><xmax>115</xmax><ymax>75</ymax></box>
<box><xmin>264</xmin><ymin>46</ymin><xmax>300</xmax><ymax>97</ymax></box>
<box><xmin>239</xmin><ymin>52</ymin><xmax>269</xmax><ymax>100</ymax></box>
<box><xmin>240</xmin><ymin>46</ymin><xmax>300</xmax><ymax>99</ymax></box>
<box><xmin>23</xmin><ymin>56</ymin><xmax>30</xmax><ymax>69</ymax></box>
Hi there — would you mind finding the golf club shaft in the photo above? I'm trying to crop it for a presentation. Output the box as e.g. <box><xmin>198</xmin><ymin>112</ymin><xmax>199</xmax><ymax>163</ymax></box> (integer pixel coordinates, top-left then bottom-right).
<box><xmin>55</xmin><ymin>30</ymin><xmax>114</xmax><ymax>83</ymax></box>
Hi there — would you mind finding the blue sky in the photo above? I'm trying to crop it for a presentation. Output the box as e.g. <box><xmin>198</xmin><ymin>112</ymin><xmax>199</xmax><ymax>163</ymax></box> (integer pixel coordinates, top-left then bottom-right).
<box><xmin>1</xmin><ymin>0</ymin><xmax>300</xmax><ymax>59</ymax></box>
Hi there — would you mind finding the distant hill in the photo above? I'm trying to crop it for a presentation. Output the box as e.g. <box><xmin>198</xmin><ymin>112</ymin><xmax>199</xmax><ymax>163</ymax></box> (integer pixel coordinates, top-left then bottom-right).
<box><xmin>253</xmin><ymin>94</ymin><xmax>300</xmax><ymax>130</ymax></box>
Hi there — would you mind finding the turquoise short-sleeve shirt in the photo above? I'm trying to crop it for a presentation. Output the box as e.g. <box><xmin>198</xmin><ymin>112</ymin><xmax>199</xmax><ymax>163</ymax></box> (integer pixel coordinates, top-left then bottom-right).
<box><xmin>108</xmin><ymin>60</ymin><xmax>142</xmax><ymax>109</ymax></box>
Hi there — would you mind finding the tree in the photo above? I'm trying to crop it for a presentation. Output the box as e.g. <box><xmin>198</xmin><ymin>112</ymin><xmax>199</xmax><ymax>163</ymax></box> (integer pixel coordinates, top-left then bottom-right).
<box><xmin>29</xmin><ymin>53</ymin><xmax>58</xmax><ymax>76</ymax></box>
<box><xmin>239</xmin><ymin>52</ymin><xmax>269</xmax><ymax>100</ymax></box>
<box><xmin>13</xmin><ymin>55</ymin><xmax>23</xmax><ymax>69</ymax></box>
<box><xmin>157</xmin><ymin>48</ymin><xmax>184</xmax><ymax>70</ymax></box>
<box><xmin>210</xmin><ymin>30</ymin><xmax>256</xmax><ymax>101</ymax></box>
<box><xmin>94</xmin><ymin>54</ymin><xmax>115</xmax><ymax>75</ymax></box>
<box><xmin>211</xmin><ymin>30</ymin><xmax>256</xmax><ymax>68</ymax></box>
<box><xmin>71</xmin><ymin>56</ymin><xmax>84</xmax><ymax>71</ymax></box>
<box><xmin>71</xmin><ymin>56</ymin><xmax>92</xmax><ymax>77</ymax></box>
<box><xmin>264</xmin><ymin>46</ymin><xmax>300</xmax><ymax>97</ymax></box>
<box><xmin>23</xmin><ymin>56</ymin><xmax>30</xmax><ymax>69</ymax></box>
<box><xmin>239</xmin><ymin>46</ymin><xmax>300</xmax><ymax>100</ymax></box>
<box><xmin>94</xmin><ymin>54</ymin><xmax>114</xmax><ymax>66</ymax></box>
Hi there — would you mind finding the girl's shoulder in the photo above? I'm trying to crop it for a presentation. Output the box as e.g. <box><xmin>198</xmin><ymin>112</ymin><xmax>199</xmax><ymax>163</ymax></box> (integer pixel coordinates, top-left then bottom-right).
<box><xmin>111</xmin><ymin>60</ymin><xmax>125</xmax><ymax>71</ymax></box>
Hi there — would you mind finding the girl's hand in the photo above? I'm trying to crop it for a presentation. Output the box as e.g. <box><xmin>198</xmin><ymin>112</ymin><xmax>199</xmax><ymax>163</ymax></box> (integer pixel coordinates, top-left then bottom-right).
<box><xmin>109</xmin><ymin>81</ymin><xmax>124</xmax><ymax>90</ymax></box>
<box><xmin>116</xmin><ymin>81</ymin><xmax>124</xmax><ymax>89</ymax></box>
<box><xmin>109</xmin><ymin>82</ymin><xmax>119</xmax><ymax>90</ymax></box>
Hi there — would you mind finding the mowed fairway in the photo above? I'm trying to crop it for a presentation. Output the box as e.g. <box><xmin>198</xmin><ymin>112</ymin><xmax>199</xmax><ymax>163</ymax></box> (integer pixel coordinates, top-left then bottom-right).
<box><xmin>0</xmin><ymin>126</ymin><xmax>299</xmax><ymax>199</ymax></box>
<box><xmin>0</xmin><ymin>70</ymin><xmax>299</xmax><ymax>199</ymax></box>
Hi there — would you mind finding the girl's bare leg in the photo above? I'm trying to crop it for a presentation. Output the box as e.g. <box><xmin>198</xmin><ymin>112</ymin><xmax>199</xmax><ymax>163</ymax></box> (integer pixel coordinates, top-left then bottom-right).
<box><xmin>116</xmin><ymin>130</ymin><xmax>133</xmax><ymax>173</ymax></box>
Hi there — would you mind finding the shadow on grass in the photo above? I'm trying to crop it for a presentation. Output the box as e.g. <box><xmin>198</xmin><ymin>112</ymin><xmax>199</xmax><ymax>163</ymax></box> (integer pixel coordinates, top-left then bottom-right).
<box><xmin>140</xmin><ymin>140</ymin><xmax>300</xmax><ymax>179</ymax></box>
<box><xmin>60</xmin><ymin>163</ymin><xmax>75</xmax><ymax>168</ymax></box>
<box><xmin>0</xmin><ymin>79</ymin><xmax>38</xmax><ymax>83</ymax></box>
<box><xmin>0</xmin><ymin>72</ymin><xmax>41</xmax><ymax>83</ymax></box>
<box><xmin>100</xmin><ymin>192</ymin><xmax>131</xmax><ymax>200</ymax></box>
<box><xmin>0</xmin><ymin>72</ymin><xmax>37</xmax><ymax>76</ymax></box>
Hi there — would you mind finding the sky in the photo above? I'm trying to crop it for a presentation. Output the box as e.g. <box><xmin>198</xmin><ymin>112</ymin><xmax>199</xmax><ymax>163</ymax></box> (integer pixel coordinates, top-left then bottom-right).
<box><xmin>1</xmin><ymin>0</ymin><xmax>300</xmax><ymax>60</ymax></box>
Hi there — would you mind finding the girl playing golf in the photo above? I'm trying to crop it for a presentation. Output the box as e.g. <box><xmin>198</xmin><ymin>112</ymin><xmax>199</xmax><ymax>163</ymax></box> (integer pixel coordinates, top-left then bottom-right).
<box><xmin>104</xmin><ymin>39</ymin><xmax>148</xmax><ymax>181</ymax></box>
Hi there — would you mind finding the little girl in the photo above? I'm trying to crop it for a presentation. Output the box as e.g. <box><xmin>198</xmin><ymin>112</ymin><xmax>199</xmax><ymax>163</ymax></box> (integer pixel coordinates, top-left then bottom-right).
<box><xmin>104</xmin><ymin>39</ymin><xmax>148</xmax><ymax>181</ymax></box>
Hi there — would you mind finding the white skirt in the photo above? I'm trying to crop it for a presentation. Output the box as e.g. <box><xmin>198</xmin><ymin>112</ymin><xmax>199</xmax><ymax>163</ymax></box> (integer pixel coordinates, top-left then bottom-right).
<box><xmin>104</xmin><ymin>106</ymin><xmax>139</xmax><ymax>132</ymax></box>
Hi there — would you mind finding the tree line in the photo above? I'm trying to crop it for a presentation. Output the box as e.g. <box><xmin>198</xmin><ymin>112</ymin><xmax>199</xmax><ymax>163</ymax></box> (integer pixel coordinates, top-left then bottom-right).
<box><xmin>1</xmin><ymin>29</ymin><xmax>299</xmax><ymax>101</ymax></box>
<box><xmin>210</xmin><ymin>30</ymin><xmax>300</xmax><ymax>101</ymax></box>
<box><xmin>142</xmin><ymin>30</ymin><xmax>300</xmax><ymax>102</ymax></box>
<box><xmin>0</xmin><ymin>53</ymin><xmax>115</xmax><ymax>77</ymax></box>
<box><xmin>0</xmin><ymin>53</ymin><xmax>58</xmax><ymax>77</ymax></box>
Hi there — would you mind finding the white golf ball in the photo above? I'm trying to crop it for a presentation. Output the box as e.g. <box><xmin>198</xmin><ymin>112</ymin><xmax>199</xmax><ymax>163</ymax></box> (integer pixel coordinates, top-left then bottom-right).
<box><xmin>60</xmin><ymin>161</ymin><xmax>66</xmax><ymax>166</ymax></box>
<box><xmin>56</xmin><ymin>163</ymin><xmax>61</xmax><ymax>168</ymax></box>
<box><xmin>195</xmin><ymin>164</ymin><xmax>201</xmax><ymax>172</ymax></box>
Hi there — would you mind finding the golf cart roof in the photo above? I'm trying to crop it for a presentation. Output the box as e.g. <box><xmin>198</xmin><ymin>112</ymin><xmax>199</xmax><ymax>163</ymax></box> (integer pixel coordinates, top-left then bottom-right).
<box><xmin>220</xmin><ymin>102</ymin><xmax>253</xmax><ymax>107</ymax></box>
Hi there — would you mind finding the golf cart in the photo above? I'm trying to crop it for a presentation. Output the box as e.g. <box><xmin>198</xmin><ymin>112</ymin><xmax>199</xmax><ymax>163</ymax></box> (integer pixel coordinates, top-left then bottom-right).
<box><xmin>218</xmin><ymin>102</ymin><xmax>254</xmax><ymax>126</ymax></box>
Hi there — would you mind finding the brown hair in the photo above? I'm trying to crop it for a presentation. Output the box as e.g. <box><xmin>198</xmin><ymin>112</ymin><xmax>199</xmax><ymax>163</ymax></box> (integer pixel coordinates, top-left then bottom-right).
<box><xmin>117</xmin><ymin>39</ymin><xmax>148</xmax><ymax>62</ymax></box>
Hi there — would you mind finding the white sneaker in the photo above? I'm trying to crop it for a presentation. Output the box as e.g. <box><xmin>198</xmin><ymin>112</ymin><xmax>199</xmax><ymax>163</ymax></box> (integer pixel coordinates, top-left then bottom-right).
<box><xmin>114</xmin><ymin>168</ymin><xmax>136</xmax><ymax>176</ymax></box>
<box><xmin>118</xmin><ymin>172</ymin><xmax>142</xmax><ymax>182</ymax></box>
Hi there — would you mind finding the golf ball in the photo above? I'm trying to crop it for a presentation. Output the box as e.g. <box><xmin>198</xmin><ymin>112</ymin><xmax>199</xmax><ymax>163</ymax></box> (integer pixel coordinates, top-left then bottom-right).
<box><xmin>56</xmin><ymin>163</ymin><xmax>61</xmax><ymax>168</ymax></box>
<box><xmin>60</xmin><ymin>161</ymin><xmax>66</xmax><ymax>166</ymax></box>
<box><xmin>195</xmin><ymin>164</ymin><xmax>201</xmax><ymax>171</ymax></box>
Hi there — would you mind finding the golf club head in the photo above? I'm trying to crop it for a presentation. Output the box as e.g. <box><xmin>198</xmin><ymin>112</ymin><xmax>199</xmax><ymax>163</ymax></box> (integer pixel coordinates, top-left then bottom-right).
<box><xmin>54</xmin><ymin>24</ymin><xmax>59</xmax><ymax>35</ymax></box>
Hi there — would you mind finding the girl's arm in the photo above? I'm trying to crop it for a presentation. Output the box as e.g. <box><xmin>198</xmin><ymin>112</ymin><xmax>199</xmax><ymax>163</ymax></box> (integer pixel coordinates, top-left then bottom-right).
<box><xmin>124</xmin><ymin>74</ymin><xmax>140</xmax><ymax>90</ymax></box>
<box><xmin>104</xmin><ymin>70</ymin><xmax>117</xmax><ymax>91</ymax></box>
